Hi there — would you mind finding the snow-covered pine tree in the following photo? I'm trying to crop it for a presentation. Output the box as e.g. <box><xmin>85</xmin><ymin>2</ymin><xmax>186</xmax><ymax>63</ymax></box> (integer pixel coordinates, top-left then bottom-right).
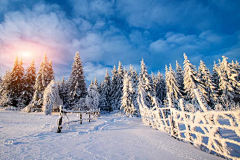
<box><xmin>86</xmin><ymin>81</ymin><xmax>100</xmax><ymax>111</ymax></box>
<box><xmin>217</xmin><ymin>56</ymin><xmax>240</xmax><ymax>108</ymax></box>
<box><xmin>22</xmin><ymin>59</ymin><xmax>36</xmax><ymax>106</ymax></box>
<box><xmin>59</xmin><ymin>76</ymin><xmax>69</xmax><ymax>106</ymax></box>
<box><xmin>110</xmin><ymin>65</ymin><xmax>119</xmax><ymax>110</ymax></box>
<box><xmin>154</xmin><ymin>71</ymin><xmax>166</xmax><ymax>104</ymax></box>
<box><xmin>137</xmin><ymin>59</ymin><xmax>155</xmax><ymax>108</ymax></box>
<box><xmin>94</xmin><ymin>77</ymin><xmax>99</xmax><ymax>87</ymax></box>
<box><xmin>129</xmin><ymin>65</ymin><xmax>139</xmax><ymax>111</ymax></box>
<box><xmin>0</xmin><ymin>70</ymin><xmax>12</xmax><ymax>107</ymax></box>
<box><xmin>183</xmin><ymin>53</ymin><xmax>206</xmax><ymax>106</ymax></box>
<box><xmin>115</xmin><ymin>61</ymin><xmax>124</xmax><ymax>110</ymax></box>
<box><xmin>212</xmin><ymin>61</ymin><xmax>220</xmax><ymax>94</ymax></box>
<box><xmin>99</xmin><ymin>71</ymin><xmax>111</xmax><ymax>111</ymax></box>
<box><xmin>165</xmin><ymin>64</ymin><xmax>182</xmax><ymax>100</ymax></box>
<box><xmin>47</xmin><ymin>59</ymin><xmax>55</xmax><ymax>83</ymax></box>
<box><xmin>32</xmin><ymin>53</ymin><xmax>53</xmax><ymax>108</ymax></box>
<box><xmin>121</xmin><ymin>69</ymin><xmax>138</xmax><ymax>115</ymax></box>
<box><xmin>98</xmin><ymin>81</ymin><xmax>103</xmax><ymax>108</ymax></box>
<box><xmin>235</xmin><ymin>60</ymin><xmax>240</xmax><ymax>73</ymax></box>
<box><xmin>8</xmin><ymin>57</ymin><xmax>25</xmax><ymax>107</ymax></box>
<box><xmin>176</xmin><ymin>61</ymin><xmax>184</xmax><ymax>96</ymax></box>
<box><xmin>68</xmin><ymin>52</ymin><xmax>87</xmax><ymax>108</ymax></box>
<box><xmin>198</xmin><ymin>60</ymin><xmax>218</xmax><ymax>108</ymax></box>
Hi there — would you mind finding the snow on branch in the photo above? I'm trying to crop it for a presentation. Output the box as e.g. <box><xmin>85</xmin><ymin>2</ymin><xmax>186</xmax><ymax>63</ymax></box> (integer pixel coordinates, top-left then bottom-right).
<box><xmin>42</xmin><ymin>80</ymin><xmax>63</xmax><ymax>115</ymax></box>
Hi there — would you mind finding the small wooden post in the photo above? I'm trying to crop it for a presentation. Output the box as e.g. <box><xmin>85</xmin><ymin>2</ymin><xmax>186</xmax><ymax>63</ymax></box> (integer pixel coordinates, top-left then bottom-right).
<box><xmin>80</xmin><ymin>113</ymin><xmax>82</xmax><ymax>124</ymax></box>
<box><xmin>57</xmin><ymin>106</ymin><xmax>63</xmax><ymax>133</ymax></box>
<box><xmin>89</xmin><ymin>113</ymin><xmax>91</xmax><ymax>122</ymax></box>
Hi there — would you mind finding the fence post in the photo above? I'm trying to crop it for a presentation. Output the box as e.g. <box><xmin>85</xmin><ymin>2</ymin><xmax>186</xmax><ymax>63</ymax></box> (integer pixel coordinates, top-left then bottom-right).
<box><xmin>89</xmin><ymin>112</ymin><xmax>91</xmax><ymax>122</ymax></box>
<box><xmin>57</xmin><ymin>106</ymin><xmax>63</xmax><ymax>133</ymax></box>
<box><xmin>80</xmin><ymin>113</ymin><xmax>82</xmax><ymax>124</ymax></box>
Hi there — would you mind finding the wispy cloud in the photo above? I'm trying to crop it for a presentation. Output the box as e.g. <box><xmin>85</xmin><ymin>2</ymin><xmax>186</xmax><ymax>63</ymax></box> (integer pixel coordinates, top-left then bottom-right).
<box><xmin>0</xmin><ymin>0</ymin><xmax>239</xmax><ymax>84</ymax></box>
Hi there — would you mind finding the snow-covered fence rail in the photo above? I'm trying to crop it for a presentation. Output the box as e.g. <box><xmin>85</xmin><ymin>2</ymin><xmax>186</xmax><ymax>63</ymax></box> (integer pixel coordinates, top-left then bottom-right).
<box><xmin>140</xmin><ymin>105</ymin><xmax>240</xmax><ymax>159</ymax></box>
<box><xmin>138</xmin><ymin>90</ymin><xmax>240</xmax><ymax>159</ymax></box>
<box><xmin>57</xmin><ymin>107</ymin><xmax>100</xmax><ymax>133</ymax></box>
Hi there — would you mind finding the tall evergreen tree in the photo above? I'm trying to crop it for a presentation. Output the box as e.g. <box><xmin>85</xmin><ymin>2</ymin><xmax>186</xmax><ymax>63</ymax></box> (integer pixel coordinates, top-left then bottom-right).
<box><xmin>86</xmin><ymin>81</ymin><xmax>100</xmax><ymax>110</ymax></box>
<box><xmin>212</xmin><ymin>61</ymin><xmax>220</xmax><ymax>94</ymax></box>
<box><xmin>0</xmin><ymin>70</ymin><xmax>12</xmax><ymax>107</ymax></box>
<box><xmin>217</xmin><ymin>56</ymin><xmax>240</xmax><ymax>106</ymax></box>
<box><xmin>99</xmin><ymin>71</ymin><xmax>111</xmax><ymax>111</ymax></box>
<box><xmin>115</xmin><ymin>61</ymin><xmax>124</xmax><ymax>110</ymax></box>
<box><xmin>138</xmin><ymin>59</ymin><xmax>155</xmax><ymax>108</ymax></box>
<box><xmin>32</xmin><ymin>53</ymin><xmax>53</xmax><ymax>108</ymax></box>
<box><xmin>9</xmin><ymin>57</ymin><xmax>25</xmax><ymax>107</ymax></box>
<box><xmin>183</xmin><ymin>53</ymin><xmax>206</xmax><ymax>105</ymax></box>
<box><xmin>110</xmin><ymin>65</ymin><xmax>119</xmax><ymax>110</ymax></box>
<box><xmin>121</xmin><ymin>68</ymin><xmax>138</xmax><ymax>115</ymax></box>
<box><xmin>68</xmin><ymin>52</ymin><xmax>87</xmax><ymax>107</ymax></box>
<box><xmin>198</xmin><ymin>60</ymin><xmax>218</xmax><ymax>107</ymax></box>
<box><xmin>48</xmin><ymin>59</ymin><xmax>55</xmax><ymax>83</ymax></box>
<box><xmin>165</xmin><ymin>64</ymin><xmax>182</xmax><ymax>100</ymax></box>
<box><xmin>94</xmin><ymin>77</ymin><xmax>98</xmax><ymax>86</ymax></box>
<box><xmin>176</xmin><ymin>60</ymin><xmax>184</xmax><ymax>96</ymax></box>
<box><xmin>59</xmin><ymin>76</ymin><xmax>69</xmax><ymax>106</ymax></box>
<box><xmin>22</xmin><ymin>59</ymin><xmax>36</xmax><ymax>106</ymax></box>
<box><xmin>154</xmin><ymin>71</ymin><xmax>166</xmax><ymax>104</ymax></box>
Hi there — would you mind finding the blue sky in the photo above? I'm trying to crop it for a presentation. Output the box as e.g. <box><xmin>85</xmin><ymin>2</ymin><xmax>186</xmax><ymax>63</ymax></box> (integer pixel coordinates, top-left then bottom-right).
<box><xmin>0</xmin><ymin>0</ymin><xmax>240</xmax><ymax>85</ymax></box>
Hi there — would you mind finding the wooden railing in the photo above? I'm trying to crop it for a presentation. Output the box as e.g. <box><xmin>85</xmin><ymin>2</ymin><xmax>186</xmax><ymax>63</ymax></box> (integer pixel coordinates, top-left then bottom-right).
<box><xmin>57</xmin><ymin>106</ymin><xmax>100</xmax><ymax>133</ymax></box>
<box><xmin>137</xmin><ymin>90</ymin><xmax>240</xmax><ymax>160</ymax></box>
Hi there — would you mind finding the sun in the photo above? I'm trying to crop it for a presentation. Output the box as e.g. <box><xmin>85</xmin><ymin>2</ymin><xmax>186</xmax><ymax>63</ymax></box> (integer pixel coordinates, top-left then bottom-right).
<box><xmin>19</xmin><ymin>51</ymin><xmax>32</xmax><ymax>58</ymax></box>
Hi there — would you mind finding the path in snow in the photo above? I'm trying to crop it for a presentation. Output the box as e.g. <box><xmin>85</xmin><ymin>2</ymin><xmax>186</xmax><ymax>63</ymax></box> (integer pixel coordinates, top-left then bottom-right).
<box><xmin>0</xmin><ymin>111</ymin><xmax>222</xmax><ymax>160</ymax></box>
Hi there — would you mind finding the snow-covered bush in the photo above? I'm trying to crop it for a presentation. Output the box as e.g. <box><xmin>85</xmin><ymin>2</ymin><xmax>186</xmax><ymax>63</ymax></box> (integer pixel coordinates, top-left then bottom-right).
<box><xmin>42</xmin><ymin>80</ymin><xmax>62</xmax><ymax>115</ymax></box>
<box><xmin>0</xmin><ymin>105</ymin><xmax>19</xmax><ymax>111</ymax></box>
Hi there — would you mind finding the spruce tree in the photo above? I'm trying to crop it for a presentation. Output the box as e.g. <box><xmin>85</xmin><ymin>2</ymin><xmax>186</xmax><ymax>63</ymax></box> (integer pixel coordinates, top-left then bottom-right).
<box><xmin>48</xmin><ymin>59</ymin><xmax>55</xmax><ymax>83</ymax></box>
<box><xmin>154</xmin><ymin>71</ymin><xmax>166</xmax><ymax>104</ymax></box>
<box><xmin>99</xmin><ymin>71</ymin><xmax>111</xmax><ymax>111</ymax></box>
<box><xmin>86</xmin><ymin>81</ymin><xmax>100</xmax><ymax>110</ymax></box>
<box><xmin>198</xmin><ymin>60</ymin><xmax>218</xmax><ymax>107</ymax></box>
<box><xmin>0</xmin><ymin>71</ymin><xmax>12</xmax><ymax>107</ymax></box>
<box><xmin>94</xmin><ymin>77</ymin><xmax>99</xmax><ymax>87</ymax></box>
<box><xmin>165</xmin><ymin>64</ymin><xmax>182</xmax><ymax>100</ymax></box>
<box><xmin>212</xmin><ymin>61</ymin><xmax>220</xmax><ymax>94</ymax></box>
<box><xmin>116</xmin><ymin>61</ymin><xmax>124</xmax><ymax>110</ymax></box>
<box><xmin>8</xmin><ymin>57</ymin><xmax>25</xmax><ymax>107</ymax></box>
<box><xmin>138</xmin><ymin>59</ymin><xmax>155</xmax><ymax>108</ymax></box>
<box><xmin>217</xmin><ymin>56</ymin><xmax>240</xmax><ymax>107</ymax></box>
<box><xmin>22</xmin><ymin>59</ymin><xmax>36</xmax><ymax>106</ymax></box>
<box><xmin>32</xmin><ymin>53</ymin><xmax>53</xmax><ymax>108</ymax></box>
<box><xmin>68</xmin><ymin>52</ymin><xmax>87</xmax><ymax>107</ymax></box>
<box><xmin>176</xmin><ymin>61</ymin><xmax>184</xmax><ymax>96</ymax></box>
<box><xmin>110</xmin><ymin>65</ymin><xmax>119</xmax><ymax>110</ymax></box>
<box><xmin>59</xmin><ymin>76</ymin><xmax>69</xmax><ymax>106</ymax></box>
<box><xmin>183</xmin><ymin>53</ymin><xmax>206</xmax><ymax>105</ymax></box>
<box><xmin>121</xmin><ymin>69</ymin><xmax>138</xmax><ymax>115</ymax></box>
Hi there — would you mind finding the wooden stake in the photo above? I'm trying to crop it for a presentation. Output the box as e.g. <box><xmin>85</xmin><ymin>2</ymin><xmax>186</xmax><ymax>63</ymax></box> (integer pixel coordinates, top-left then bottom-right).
<box><xmin>80</xmin><ymin>113</ymin><xmax>82</xmax><ymax>124</ymax></box>
<box><xmin>89</xmin><ymin>113</ymin><xmax>91</xmax><ymax>122</ymax></box>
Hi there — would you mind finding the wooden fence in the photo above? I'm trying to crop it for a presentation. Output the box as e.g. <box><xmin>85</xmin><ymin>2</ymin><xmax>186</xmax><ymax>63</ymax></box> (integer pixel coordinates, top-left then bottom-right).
<box><xmin>138</xmin><ymin>90</ymin><xmax>240</xmax><ymax>160</ymax></box>
<box><xmin>57</xmin><ymin>106</ymin><xmax>100</xmax><ymax>133</ymax></box>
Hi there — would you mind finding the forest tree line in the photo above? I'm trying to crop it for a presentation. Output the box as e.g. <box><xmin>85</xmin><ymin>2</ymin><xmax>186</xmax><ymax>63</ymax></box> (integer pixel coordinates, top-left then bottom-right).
<box><xmin>0</xmin><ymin>52</ymin><xmax>239</xmax><ymax>114</ymax></box>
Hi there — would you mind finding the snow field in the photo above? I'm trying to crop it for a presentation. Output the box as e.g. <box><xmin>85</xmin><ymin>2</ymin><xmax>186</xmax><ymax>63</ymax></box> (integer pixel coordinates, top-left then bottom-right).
<box><xmin>0</xmin><ymin>111</ymin><xmax>222</xmax><ymax>160</ymax></box>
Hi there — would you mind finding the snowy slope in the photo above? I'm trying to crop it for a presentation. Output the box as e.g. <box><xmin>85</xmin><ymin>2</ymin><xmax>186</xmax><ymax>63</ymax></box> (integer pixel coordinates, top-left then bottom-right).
<box><xmin>0</xmin><ymin>111</ymin><xmax>222</xmax><ymax>160</ymax></box>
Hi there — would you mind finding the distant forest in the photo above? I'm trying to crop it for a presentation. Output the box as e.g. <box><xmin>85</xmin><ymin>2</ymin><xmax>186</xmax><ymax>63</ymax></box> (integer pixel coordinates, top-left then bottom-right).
<box><xmin>0</xmin><ymin>52</ymin><xmax>239</xmax><ymax>114</ymax></box>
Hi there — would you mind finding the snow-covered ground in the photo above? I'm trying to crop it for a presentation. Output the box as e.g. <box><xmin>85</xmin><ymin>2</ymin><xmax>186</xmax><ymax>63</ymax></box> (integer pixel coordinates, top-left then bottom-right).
<box><xmin>0</xmin><ymin>111</ymin><xmax>222</xmax><ymax>160</ymax></box>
